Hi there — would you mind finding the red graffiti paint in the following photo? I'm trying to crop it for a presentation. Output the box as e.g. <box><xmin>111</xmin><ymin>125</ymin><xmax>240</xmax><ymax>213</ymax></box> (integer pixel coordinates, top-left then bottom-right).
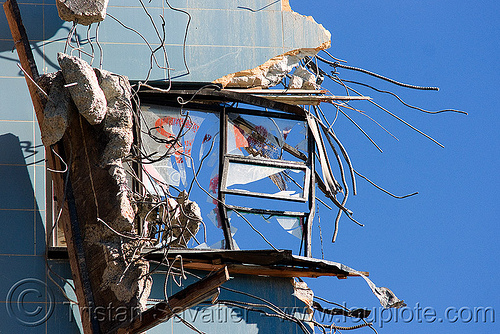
<box><xmin>153</xmin><ymin>116</ymin><xmax>200</xmax><ymax>163</ymax></box>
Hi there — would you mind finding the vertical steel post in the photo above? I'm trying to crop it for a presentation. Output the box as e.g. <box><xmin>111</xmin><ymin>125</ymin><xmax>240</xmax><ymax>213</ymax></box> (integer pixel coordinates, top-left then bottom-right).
<box><xmin>304</xmin><ymin>126</ymin><xmax>316</xmax><ymax>257</ymax></box>
<box><xmin>217</xmin><ymin>107</ymin><xmax>234</xmax><ymax>249</ymax></box>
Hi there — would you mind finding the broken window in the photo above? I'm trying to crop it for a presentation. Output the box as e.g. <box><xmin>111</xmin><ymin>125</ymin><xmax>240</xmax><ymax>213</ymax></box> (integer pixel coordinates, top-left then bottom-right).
<box><xmin>131</xmin><ymin>89</ymin><xmax>316</xmax><ymax>253</ymax></box>
<box><xmin>226</xmin><ymin>112</ymin><xmax>308</xmax><ymax>161</ymax></box>
<box><xmin>140</xmin><ymin>104</ymin><xmax>213</xmax><ymax>191</ymax></box>
<box><xmin>221</xmin><ymin>156</ymin><xmax>310</xmax><ymax>201</ymax></box>
<box><xmin>217</xmin><ymin>107</ymin><xmax>314</xmax><ymax>251</ymax></box>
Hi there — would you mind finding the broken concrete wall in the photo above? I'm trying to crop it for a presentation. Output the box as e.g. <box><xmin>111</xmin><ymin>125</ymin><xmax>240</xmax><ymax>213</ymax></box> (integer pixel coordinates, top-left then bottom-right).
<box><xmin>42</xmin><ymin>0</ymin><xmax>331</xmax><ymax>85</ymax></box>
<box><xmin>37</xmin><ymin>54</ymin><xmax>150</xmax><ymax>332</ymax></box>
<box><xmin>213</xmin><ymin>0</ymin><xmax>331</xmax><ymax>88</ymax></box>
<box><xmin>213</xmin><ymin>48</ymin><xmax>324</xmax><ymax>88</ymax></box>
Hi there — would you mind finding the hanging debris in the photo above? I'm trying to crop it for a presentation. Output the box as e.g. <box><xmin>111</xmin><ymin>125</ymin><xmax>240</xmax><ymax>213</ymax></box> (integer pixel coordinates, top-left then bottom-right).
<box><xmin>135</xmin><ymin>191</ymin><xmax>202</xmax><ymax>248</ymax></box>
<box><xmin>58</xmin><ymin>53</ymin><xmax>107</xmax><ymax>124</ymax></box>
<box><xmin>36</xmin><ymin>54</ymin><xmax>153</xmax><ymax>332</ymax></box>
<box><xmin>37</xmin><ymin>71</ymin><xmax>72</xmax><ymax>146</ymax></box>
<box><xmin>56</xmin><ymin>0</ymin><xmax>109</xmax><ymax>25</ymax></box>
<box><xmin>289</xmin><ymin>66</ymin><xmax>321</xmax><ymax>90</ymax></box>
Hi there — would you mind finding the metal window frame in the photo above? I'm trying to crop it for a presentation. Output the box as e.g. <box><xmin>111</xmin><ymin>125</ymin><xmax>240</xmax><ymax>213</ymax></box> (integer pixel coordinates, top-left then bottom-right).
<box><xmin>136</xmin><ymin>84</ymin><xmax>317</xmax><ymax>256</ymax></box>
<box><xmin>218</xmin><ymin>106</ymin><xmax>315</xmax><ymax>256</ymax></box>
<box><xmin>220</xmin><ymin>154</ymin><xmax>310</xmax><ymax>202</ymax></box>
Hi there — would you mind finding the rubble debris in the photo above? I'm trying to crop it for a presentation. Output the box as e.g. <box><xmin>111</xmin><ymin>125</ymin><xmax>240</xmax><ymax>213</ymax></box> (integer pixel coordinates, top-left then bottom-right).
<box><xmin>214</xmin><ymin>48</ymin><xmax>321</xmax><ymax>88</ymax></box>
<box><xmin>37</xmin><ymin>71</ymin><xmax>72</xmax><ymax>146</ymax></box>
<box><xmin>135</xmin><ymin>191</ymin><xmax>202</xmax><ymax>249</ymax></box>
<box><xmin>37</xmin><ymin>53</ymin><xmax>151</xmax><ymax>331</ymax></box>
<box><xmin>100</xmin><ymin>240</ymin><xmax>152</xmax><ymax>310</ymax></box>
<box><xmin>169</xmin><ymin>191</ymin><xmax>202</xmax><ymax>247</ymax></box>
<box><xmin>58</xmin><ymin>52</ymin><xmax>107</xmax><ymax>125</ymax></box>
<box><xmin>56</xmin><ymin>0</ymin><xmax>108</xmax><ymax>26</ymax></box>
<box><xmin>133</xmin><ymin>194</ymin><xmax>161</xmax><ymax>239</ymax></box>
<box><xmin>289</xmin><ymin>66</ymin><xmax>320</xmax><ymax>90</ymax></box>
<box><xmin>365</xmin><ymin>281</ymin><xmax>407</xmax><ymax>308</ymax></box>
<box><xmin>342</xmin><ymin>265</ymin><xmax>406</xmax><ymax>309</ymax></box>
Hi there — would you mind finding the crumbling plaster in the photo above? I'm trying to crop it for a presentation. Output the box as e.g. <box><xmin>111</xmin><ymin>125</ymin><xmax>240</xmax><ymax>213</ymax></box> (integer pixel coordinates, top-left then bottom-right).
<box><xmin>213</xmin><ymin>0</ymin><xmax>331</xmax><ymax>88</ymax></box>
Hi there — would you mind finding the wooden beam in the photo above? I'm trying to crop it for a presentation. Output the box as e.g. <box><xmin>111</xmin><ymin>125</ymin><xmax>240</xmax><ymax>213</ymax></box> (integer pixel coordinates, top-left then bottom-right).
<box><xmin>3</xmin><ymin>0</ymin><xmax>42</xmax><ymax>120</ymax></box>
<box><xmin>139</xmin><ymin>88</ymin><xmax>308</xmax><ymax>117</ymax></box>
<box><xmin>224</xmin><ymin>89</ymin><xmax>328</xmax><ymax>94</ymax></box>
<box><xmin>112</xmin><ymin>267</ymin><xmax>230</xmax><ymax>334</ymax></box>
<box><xmin>176</xmin><ymin>262</ymin><xmax>368</xmax><ymax>279</ymax></box>
<box><xmin>3</xmin><ymin>1</ymin><xmax>99</xmax><ymax>333</ymax></box>
<box><xmin>252</xmin><ymin>95</ymin><xmax>371</xmax><ymax>105</ymax></box>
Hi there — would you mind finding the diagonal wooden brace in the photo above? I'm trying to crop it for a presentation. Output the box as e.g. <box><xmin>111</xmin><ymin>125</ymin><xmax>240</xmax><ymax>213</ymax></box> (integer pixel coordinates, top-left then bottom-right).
<box><xmin>110</xmin><ymin>266</ymin><xmax>230</xmax><ymax>334</ymax></box>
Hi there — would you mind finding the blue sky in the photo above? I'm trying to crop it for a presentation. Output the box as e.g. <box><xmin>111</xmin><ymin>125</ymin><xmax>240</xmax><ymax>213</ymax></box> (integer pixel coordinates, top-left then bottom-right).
<box><xmin>287</xmin><ymin>1</ymin><xmax>500</xmax><ymax>333</ymax></box>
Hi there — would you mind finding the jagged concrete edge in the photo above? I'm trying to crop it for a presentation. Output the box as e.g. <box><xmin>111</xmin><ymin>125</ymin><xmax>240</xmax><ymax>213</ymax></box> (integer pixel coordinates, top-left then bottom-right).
<box><xmin>213</xmin><ymin>0</ymin><xmax>331</xmax><ymax>88</ymax></box>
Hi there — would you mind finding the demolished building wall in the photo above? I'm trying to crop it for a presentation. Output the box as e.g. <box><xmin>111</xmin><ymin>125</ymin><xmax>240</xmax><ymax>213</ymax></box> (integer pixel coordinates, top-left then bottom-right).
<box><xmin>0</xmin><ymin>1</ymin><xmax>349</xmax><ymax>333</ymax></box>
<box><xmin>0</xmin><ymin>0</ymin><xmax>462</xmax><ymax>332</ymax></box>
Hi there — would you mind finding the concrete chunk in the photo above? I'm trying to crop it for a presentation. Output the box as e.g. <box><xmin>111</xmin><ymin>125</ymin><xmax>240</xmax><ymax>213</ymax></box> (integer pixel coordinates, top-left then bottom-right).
<box><xmin>289</xmin><ymin>66</ymin><xmax>319</xmax><ymax>90</ymax></box>
<box><xmin>94</xmin><ymin>69</ymin><xmax>134</xmax><ymax>166</ymax></box>
<box><xmin>58</xmin><ymin>53</ymin><xmax>107</xmax><ymax>125</ymax></box>
<box><xmin>38</xmin><ymin>71</ymin><xmax>73</xmax><ymax>146</ymax></box>
<box><xmin>214</xmin><ymin>49</ymin><xmax>320</xmax><ymax>88</ymax></box>
<box><xmin>56</xmin><ymin>0</ymin><xmax>109</xmax><ymax>26</ymax></box>
<box><xmin>167</xmin><ymin>191</ymin><xmax>202</xmax><ymax>248</ymax></box>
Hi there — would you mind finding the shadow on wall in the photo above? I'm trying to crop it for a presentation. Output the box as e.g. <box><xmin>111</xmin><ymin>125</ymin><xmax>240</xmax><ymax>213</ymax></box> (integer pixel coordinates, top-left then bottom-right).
<box><xmin>158</xmin><ymin>273</ymin><xmax>307</xmax><ymax>334</ymax></box>
<box><xmin>0</xmin><ymin>133</ymin><xmax>44</xmax><ymax>255</ymax></box>
<box><xmin>0</xmin><ymin>3</ymin><xmax>67</xmax><ymax>71</ymax></box>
